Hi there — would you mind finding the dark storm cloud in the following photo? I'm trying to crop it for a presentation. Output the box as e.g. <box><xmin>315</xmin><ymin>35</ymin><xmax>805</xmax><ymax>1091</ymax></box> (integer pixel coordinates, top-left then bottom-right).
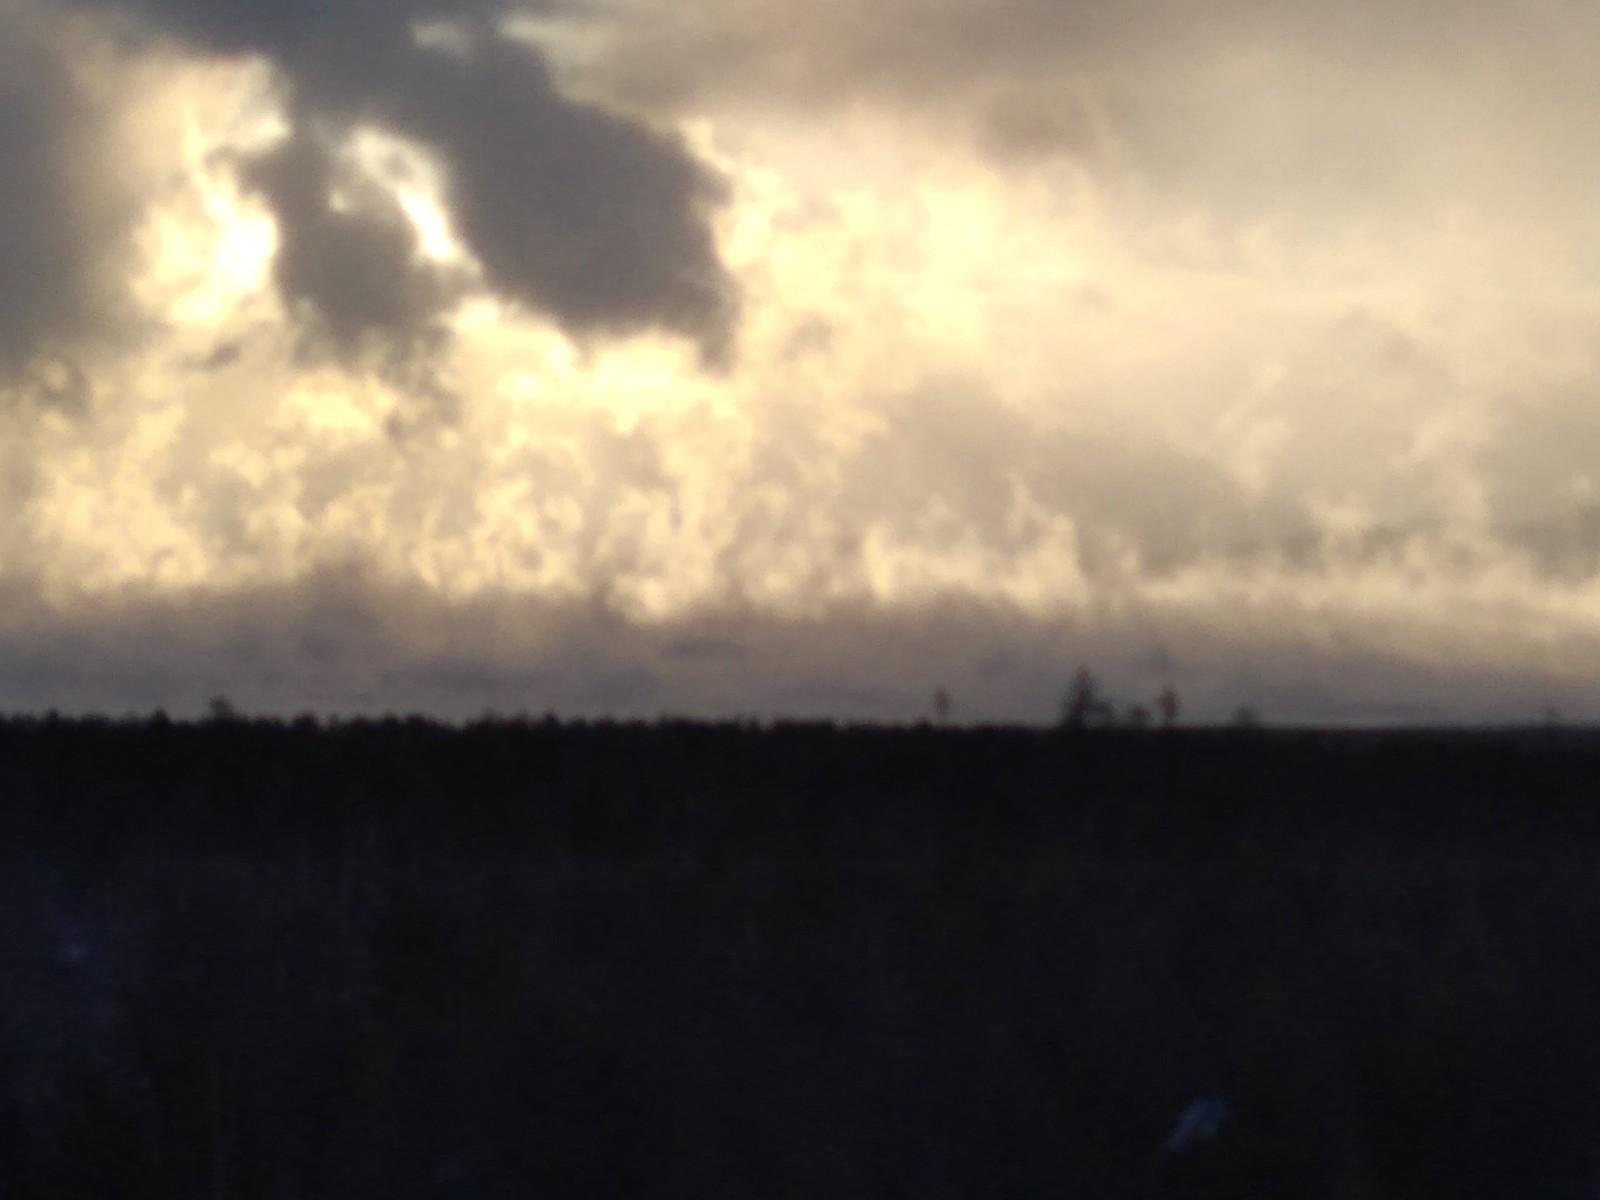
<box><xmin>106</xmin><ymin>0</ymin><xmax>502</xmax><ymax>57</ymax></box>
<box><xmin>239</xmin><ymin>129</ymin><xmax>455</xmax><ymax>354</ymax></box>
<box><xmin>76</xmin><ymin>0</ymin><xmax>739</xmax><ymax>360</ymax></box>
<box><xmin>374</xmin><ymin>33</ymin><xmax>736</xmax><ymax>361</ymax></box>
<box><xmin>0</xmin><ymin>4</ymin><xmax>132</xmax><ymax>373</ymax></box>
<box><xmin>0</xmin><ymin>33</ymin><xmax>84</xmax><ymax>365</ymax></box>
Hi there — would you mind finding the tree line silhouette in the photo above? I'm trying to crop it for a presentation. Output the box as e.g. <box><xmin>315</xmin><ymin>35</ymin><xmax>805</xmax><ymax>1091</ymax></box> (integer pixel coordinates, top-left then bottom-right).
<box><xmin>0</xmin><ymin>712</ymin><xmax>1598</xmax><ymax>1198</ymax></box>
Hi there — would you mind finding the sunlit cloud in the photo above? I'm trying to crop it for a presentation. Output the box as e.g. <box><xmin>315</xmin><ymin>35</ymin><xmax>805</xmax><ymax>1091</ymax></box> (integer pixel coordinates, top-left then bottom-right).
<box><xmin>0</xmin><ymin>0</ymin><xmax>1596</xmax><ymax>722</ymax></box>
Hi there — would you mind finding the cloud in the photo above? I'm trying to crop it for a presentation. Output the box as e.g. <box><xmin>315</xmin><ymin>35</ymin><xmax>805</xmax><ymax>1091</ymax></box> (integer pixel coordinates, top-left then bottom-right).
<box><xmin>1477</xmin><ymin>384</ymin><xmax>1600</xmax><ymax>580</ymax></box>
<box><xmin>0</xmin><ymin>567</ymin><xmax>1594</xmax><ymax>725</ymax></box>
<box><xmin>239</xmin><ymin>129</ymin><xmax>456</xmax><ymax>356</ymax></box>
<box><xmin>0</xmin><ymin>2</ymin><xmax>142</xmax><ymax>375</ymax></box>
<box><xmin>384</xmin><ymin>33</ymin><xmax>736</xmax><ymax>361</ymax></box>
<box><xmin>589</xmin><ymin>0</ymin><xmax>1600</xmax><ymax>234</ymax></box>
<box><xmin>1479</xmin><ymin>383</ymin><xmax>1600</xmax><ymax>526</ymax></box>
<box><xmin>1</xmin><ymin>0</ymin><xmax>1596</xmax><ymax>724</ymax></box>
<box><xmin>70</xmin><ymin>0</ymin><xmax>739</xmax><ymax>362</ymax></box>
<box><xmin>829</xmin><ymin>379</ymin><xmax>1308</xmax><ymax>580</ymax></box>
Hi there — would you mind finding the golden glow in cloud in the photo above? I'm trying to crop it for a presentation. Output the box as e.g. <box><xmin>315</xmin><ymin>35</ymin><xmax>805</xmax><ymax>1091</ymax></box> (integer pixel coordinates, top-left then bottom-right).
<box><xmin>3</xmin><ymin>22</ymin><xmax>1600</xmax><ymax>722</ymax></box>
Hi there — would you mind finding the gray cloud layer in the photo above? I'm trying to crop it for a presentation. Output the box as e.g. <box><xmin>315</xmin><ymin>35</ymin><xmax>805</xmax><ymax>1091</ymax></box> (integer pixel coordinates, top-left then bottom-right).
<box><xmin>0</xmin><ymin>568</ymin><xmax>1591</xmax><ymax>725</ymax></box>
<box><xmin>594</xmin><ymin>0</ymin><xmax>1600</xmax><ymax>230</ymax></box>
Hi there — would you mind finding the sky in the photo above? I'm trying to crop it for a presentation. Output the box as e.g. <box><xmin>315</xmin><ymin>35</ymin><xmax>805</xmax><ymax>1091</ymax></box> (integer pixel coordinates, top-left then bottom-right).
<box><xmin>0</xmin><ymin>0</ymin><xmax>1597</xmax><ymax>725</ymax></box>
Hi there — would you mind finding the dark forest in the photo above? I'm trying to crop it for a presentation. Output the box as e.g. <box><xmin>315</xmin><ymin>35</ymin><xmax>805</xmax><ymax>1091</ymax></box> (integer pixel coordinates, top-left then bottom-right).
<box><xmin>3</xmin><ymin>713</ymin><xmax>1599</xmax><ymax>1198</ymax></box>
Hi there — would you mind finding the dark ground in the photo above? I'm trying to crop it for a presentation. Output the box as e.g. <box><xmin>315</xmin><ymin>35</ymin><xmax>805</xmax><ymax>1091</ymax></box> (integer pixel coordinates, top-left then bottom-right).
<box><xmin>1</xmin><ymin>713</ymin><xmax>1599</xmax><ymax>1198</ymax></box>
